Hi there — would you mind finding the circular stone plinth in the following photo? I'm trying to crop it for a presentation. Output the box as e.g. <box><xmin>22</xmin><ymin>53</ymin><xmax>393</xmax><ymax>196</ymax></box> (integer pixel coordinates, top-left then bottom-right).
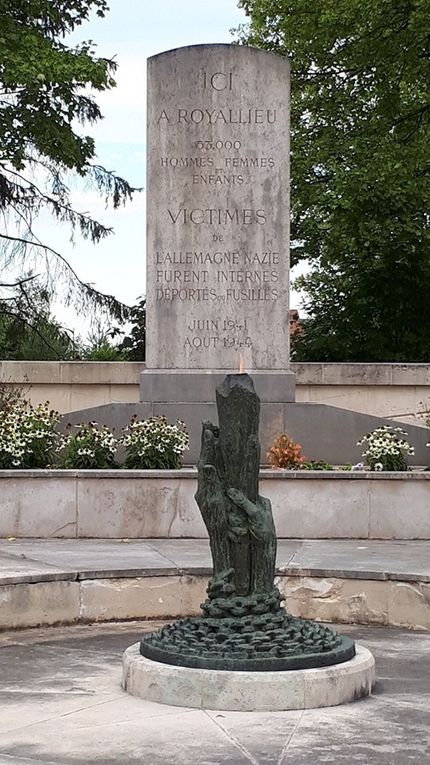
<box><xmin>122</xmin><ymin>642</ymin><xmax>375</xmax><ymax>712</ymax></box>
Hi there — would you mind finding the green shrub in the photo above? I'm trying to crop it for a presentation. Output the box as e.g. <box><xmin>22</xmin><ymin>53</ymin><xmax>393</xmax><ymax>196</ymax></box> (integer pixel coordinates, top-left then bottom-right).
<box><xmin>300</xmin><ymin>460</ymin><xmax>333</xmax><ymax>471</ymax></box>
<box><xmin>121</xmin><ymin>415</ymin><xmax>189</xmax><ymax>469</ymax></box>
<box><xmin>357</xmin><ymin>426</ymin><xmax>414</xmax><ymax>471</ymax></box>
<box><xmin>0</xmin><ymin>401</ymin><xmax>60</xmax><ymax>468</ymax></box>
<box><xmin>59</xmin><ymin>422</ymin><xmax>117</xmax><ymax>469</ymax></box>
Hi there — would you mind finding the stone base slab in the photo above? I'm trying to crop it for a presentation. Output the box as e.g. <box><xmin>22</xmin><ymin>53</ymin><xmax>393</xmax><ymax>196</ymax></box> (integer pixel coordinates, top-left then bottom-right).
<box><xmin>140</xmin><ymin>369</ymin><xmax>296</xmax><ymax>403</ymax></box>
<box><xmin>122</xmin><ymin>642</ymin><xmax>375</xmax><ymax>711</ymax></box>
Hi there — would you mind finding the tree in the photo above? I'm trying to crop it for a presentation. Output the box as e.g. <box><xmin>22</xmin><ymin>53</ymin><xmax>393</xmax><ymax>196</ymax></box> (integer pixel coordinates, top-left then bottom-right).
<box><xmin>0</xmin><ymin>277</ymin><xmax>79</xmax><ymax>359</ymax></box>
<box><xmin>82</xmin><ymin>319</ymin><xmax>126</xmax><ymax>360</ymax></box>
<box><xmin>0</xmin><ymin>0</ymin><xmax>140</xmax><ymax>340</ymax></box>
<box><xmin>117</xmin><ymin>296</ymin><xmax>146</xmax><ymax>360</ymax></box>
<box><xmin>237</xmin><ymin>0</ymin><xmax>430</xmax><ymax>361</ymax></box>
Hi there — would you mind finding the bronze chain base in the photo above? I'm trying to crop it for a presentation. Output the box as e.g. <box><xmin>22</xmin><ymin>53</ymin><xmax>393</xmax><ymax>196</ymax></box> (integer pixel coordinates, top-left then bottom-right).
<box><xmin>140</xmin><ymin>604</ymin><xmax>355</xmax><ymax>672</ymax></box>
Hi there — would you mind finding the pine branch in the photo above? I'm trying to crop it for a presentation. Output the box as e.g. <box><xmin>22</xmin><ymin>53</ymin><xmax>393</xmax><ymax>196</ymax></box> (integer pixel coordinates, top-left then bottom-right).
<box><xmin>0</xmin><ymin>232</ymin><xmax>131</xmax><ymax>320</ymax></box>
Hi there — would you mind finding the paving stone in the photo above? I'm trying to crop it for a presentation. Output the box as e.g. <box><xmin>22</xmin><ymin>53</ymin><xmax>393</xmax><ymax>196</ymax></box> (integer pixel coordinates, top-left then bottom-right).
<box><xmin>0</xmin><ymin>540</ymin><xmax>177</xmax><ymax>579</ymax></box>
<box><xmin>0</xmin><ymin>623</ymin><xmax>428</xmax><ymax>764</ymax></box>
<box><xmin>0</xmin><ymin>553</ymin><xmax>70</xmax><ymax>585</ymax></box>
<box><xmin>1</xmin><ymin>539</ymin><xmax>429</xmax><ymax>585</ymax></box>
<box><xmin>285</xmin><ymin>539</ymin><xmax>430</xmax><ymax>582</ymax></box>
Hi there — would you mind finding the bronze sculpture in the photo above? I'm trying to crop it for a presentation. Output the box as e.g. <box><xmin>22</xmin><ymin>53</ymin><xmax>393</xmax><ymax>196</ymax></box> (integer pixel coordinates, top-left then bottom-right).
<box><xmin>140</xmin><ymin>374</ymin><xmax>355</xmax><ymax>671</ymax></box>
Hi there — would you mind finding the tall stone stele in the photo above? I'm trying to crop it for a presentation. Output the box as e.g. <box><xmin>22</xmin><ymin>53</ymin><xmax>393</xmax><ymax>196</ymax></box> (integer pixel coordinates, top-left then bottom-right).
<box><xmin>141</xmin><ymin>44</ymin><xmax>295</xmax><ymax>457</ymax></box>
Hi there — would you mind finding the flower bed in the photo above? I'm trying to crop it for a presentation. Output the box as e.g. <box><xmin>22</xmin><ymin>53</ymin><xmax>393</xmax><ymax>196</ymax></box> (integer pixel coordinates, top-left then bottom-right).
<box><xmin>0</xmin><ymin>394</ymin><xmax>189</xmax><ymax>470</ymax></box>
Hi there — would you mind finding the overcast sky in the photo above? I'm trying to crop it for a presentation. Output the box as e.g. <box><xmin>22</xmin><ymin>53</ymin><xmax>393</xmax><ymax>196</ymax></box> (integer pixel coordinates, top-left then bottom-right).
<box><xmin>41</xmin><ymin>1</ymin><xmax>304</xmax><ymax>335</ymax></box>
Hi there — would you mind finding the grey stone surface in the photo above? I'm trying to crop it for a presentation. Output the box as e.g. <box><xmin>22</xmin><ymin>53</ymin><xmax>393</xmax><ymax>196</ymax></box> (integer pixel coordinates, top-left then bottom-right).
<box><xmin>0</xmin><ymin>539</ymin><xmax>179</xmax><ymax>579</ymax></box>
<box><xmin>0</xmin><ymin>623</ymin><xmax>428</xmax><ymax>763</ymax></box>
<box><xmin>1</xmin><ymin>538</ymin><xmax>430</xmax><ymax>584</ymax></box>
<box><xmin>0</xmin><ymin>580</ymin><xmax>81</xmax><ymax>629</ymax></box>
<box><xmin>2</xmin><ymin>469</ymin><xmax>430</xmax><ymax>541</ymax></box>
<box><xmin>0</xmin><ymin>360</ymin><xmax>144</xmax><ymax>384</ymax></box>
<box><xmin>0</xmin><ymin>551</ymin><xmax>74</xmax><ymax>585</ymax></box>
<box><xmin>76</xmin><ymin>475</ymin><xmax>207</xmax><ymax>540</ymax></box>
<box><xmin>0</xmin><ymin>475</ymin><xmax>77</xmax><ymax>539</ymax></box>
<box><xmin>79</xmin><ymin>575</ymin><xmax>206</xmax><ymax>623</ymax></box>
<box><xmin>283</xmin><ymin>539</ymin><xmax>430</xmax><ymax>583</ymax></box>
<box><xmin>267</xmin><ymin>476</ymin><xmax>371</xmax><ymax>539</ymax></box>
<box><xmin>59</xmin><ymin>403</ymin><xmax>152</xmax><ymax>442</ymax></box>
<box><xmin>4</xmin><ymin>358</ymin><xmax>430</xmax><ymax>385</ymax></box>
<box><xmin>369</xmin><ymin>479</ymin><xmax>430</xmax><ymax>539</ymax></box>
<box><xmin>282</xmin><ymin>402</ymin><xmax>430</xmax><ymax>464</ymax></box>
<box><xmin>146</xmin><ymin>45</ymin><xmax>290</xmax><ymax>373</ymax></box>
<box><xmin>140</xmin><ymin>370</ymin><xmax>296</xmax><ymax>403</ymax></box>
<box><xmin>123</xmin><ymin>643</ymin><xmax>375</xmax><ymax>711</ymax></box>
<box><xmin>281</xmin><ymin>576</ymin><xmax>430</xmax><ymax>630</ymax></box>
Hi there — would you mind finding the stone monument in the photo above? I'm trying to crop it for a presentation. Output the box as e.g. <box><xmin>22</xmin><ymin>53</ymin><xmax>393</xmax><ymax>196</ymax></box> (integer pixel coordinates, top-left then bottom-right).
<box><xmin>140</xmin><ymin>43</ymin><xmax>295</xmax><ymax>457</ymax></box>
<box><xmin>123</xmin><ymin>374</ymin><xmax>375</xmax><ymax>710</ymax></box>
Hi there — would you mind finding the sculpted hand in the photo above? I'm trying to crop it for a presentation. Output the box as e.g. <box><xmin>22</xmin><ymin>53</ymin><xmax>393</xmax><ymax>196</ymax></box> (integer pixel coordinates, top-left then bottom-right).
<box><xmin>227</xmin><ymin>488</ymin><xmax>274</xmax><ymax>543</ymax></box>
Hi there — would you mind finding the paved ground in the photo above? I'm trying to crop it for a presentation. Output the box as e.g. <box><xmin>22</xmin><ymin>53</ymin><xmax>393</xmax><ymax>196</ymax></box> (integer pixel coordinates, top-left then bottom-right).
<box><xmin>1</xmin><ymin>538</ymin><xmax>430</xmax><ymax>584</ymax></box>
<box><xmin>0</xmin><ymin>621</ymin><xmax>429</xmax><ymax>765</ymax></box>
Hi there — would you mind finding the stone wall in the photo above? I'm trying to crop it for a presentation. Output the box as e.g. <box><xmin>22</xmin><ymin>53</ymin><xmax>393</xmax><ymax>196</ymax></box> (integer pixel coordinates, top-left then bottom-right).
<box><xmin>1</xmin><ymin>469</ymin><xmax>429</xmax><ymax>540</ymax></box>
<box><xmin>1</xmin><ymin>361</ymin><xmax>429</xmax><ymax>425</ymax></box>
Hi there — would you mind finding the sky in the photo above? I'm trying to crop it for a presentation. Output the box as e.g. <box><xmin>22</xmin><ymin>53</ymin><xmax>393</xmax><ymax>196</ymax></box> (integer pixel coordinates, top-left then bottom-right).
<box><xmin>35</xmin><ymin>0</ymin><xmax>304</xmax><ymax>335</ymax></box>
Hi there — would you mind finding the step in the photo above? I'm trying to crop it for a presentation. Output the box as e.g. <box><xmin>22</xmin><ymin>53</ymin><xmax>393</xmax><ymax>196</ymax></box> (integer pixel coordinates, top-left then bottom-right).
<box><xmin>1</xmin><ymin>539</ymin><xmax>429</xmax><ymax>631</ymax></box>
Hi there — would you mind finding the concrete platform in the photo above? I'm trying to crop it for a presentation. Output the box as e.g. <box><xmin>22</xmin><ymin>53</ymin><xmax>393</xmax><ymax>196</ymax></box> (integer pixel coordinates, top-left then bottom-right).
<box><xmin>0</xmin><ymin>622</ymin><xmax>428</xmax><ymax>764</ymax></box>
<box><xmin>1</xmin><ymin>539</ymin><xmax>430</xmax><ymax>630</ymax></box>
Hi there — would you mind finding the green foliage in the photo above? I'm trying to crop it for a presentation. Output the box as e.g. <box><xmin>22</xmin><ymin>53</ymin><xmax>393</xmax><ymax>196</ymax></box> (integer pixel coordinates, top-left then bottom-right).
<box><xmin>0</xmin><ymin>0</ymin><xmax>140</xmax><ymax>327</ymax></box>
<box><xmin>81</xmin><ymin>321</ymin><xmax>126</xmax><ymax>361</ymax></box>
<box><xmin>59</xmin><ymin>421</ymin><xmax>117</xmax><ymax>469</ymax></box>
<box><xmin>83</xmin><ymin>341</ymin><xmax>125</xmax><ymax>361</ymax></box>
<box><xmin>0</xmin><ymin>0</ymin><xmax>112</xmax><ymax>172</ymax></box>
<box><xmin>0</xmin><ymin>281</ymin><xmax>79</xmax><ymax>359</ymax></box>
<box><xmin>238</xmin><ymin>0</ymin><xmax>430</xmax><ymax>361</ymax></box>
<box><xmin>357</xmin><ymin>425</ymin><xmax>414</xmax><ymax>470</ymax></box>
<box><xmin>117</xmin><ymin>297</ymin><xmax>146</xmax><ymax>361</ymax></box>
<box><xmin>300</xmin><ymin>460</ymin><xmax>333</xmax><ymax>471</ymax></box>
<box><xmin>0</xmin><ymin>312</ymin><xmax>77</xmax><ymax>360</ymax></box>
<box><xmin>0</xmin><ymin>400</ymin><xmax>60</xmax><ymax>467</ymax></box>
<box><xmin>122</xmin><ymin>415</ymin><xmax>189</xmax><ymax>469</ymax></box>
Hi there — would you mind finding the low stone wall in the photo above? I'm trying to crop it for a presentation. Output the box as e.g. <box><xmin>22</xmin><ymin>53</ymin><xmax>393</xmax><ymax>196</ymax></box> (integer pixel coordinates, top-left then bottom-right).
<box><xmin>281</xmin><ymin>576</ymin><xmax>430</xmax><ymax>631</ymax></box>
<box><xmin>1</xmin><ymin>469</ymin><xmax>429</xmax><ymax>540</ymax></box>
<box><xmin>1</xmin><ymin>361</ymin><xmax>430</xmax><ymax>424</ymax></box>
<box><xmin>2</xmin><ymin>573</ymin><xmax>429</xmax><ymax>631</ymax></box>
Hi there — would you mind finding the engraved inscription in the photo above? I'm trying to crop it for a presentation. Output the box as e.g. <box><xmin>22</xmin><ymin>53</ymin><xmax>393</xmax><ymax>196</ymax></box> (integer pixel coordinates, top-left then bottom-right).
<box><xmin>157</xmin><ymin>108</ymin><xmax>277</xmax><ymax>125</ymax></box>
<box><xmin>167</xmin><ymin>208</ymin><xmax>267</xmax><ymax>225</ymax></box>
<box><xmin>202</xmin><ymin>71</ymin><xmax>234</xmax><ymax>91</ymax></box>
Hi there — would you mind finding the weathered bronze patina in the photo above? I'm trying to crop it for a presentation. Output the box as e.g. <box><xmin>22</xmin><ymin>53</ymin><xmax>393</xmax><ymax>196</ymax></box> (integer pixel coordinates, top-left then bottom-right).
<box><xmin>140</xmin><ymin>374</ymin><xmax>355</xmax><ymax>670</ymax></box>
